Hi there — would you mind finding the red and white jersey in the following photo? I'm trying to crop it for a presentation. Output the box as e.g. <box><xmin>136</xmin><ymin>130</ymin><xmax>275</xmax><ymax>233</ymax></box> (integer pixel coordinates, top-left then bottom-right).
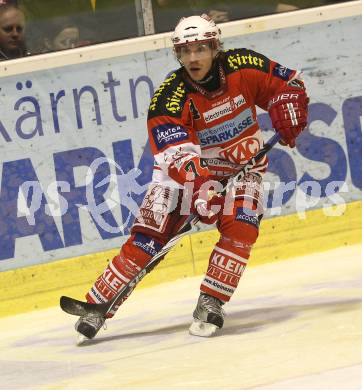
<box><xmin>147</xmin><ymin>48</ymin><xmax>299</xmax><ymax>187</ymax></box>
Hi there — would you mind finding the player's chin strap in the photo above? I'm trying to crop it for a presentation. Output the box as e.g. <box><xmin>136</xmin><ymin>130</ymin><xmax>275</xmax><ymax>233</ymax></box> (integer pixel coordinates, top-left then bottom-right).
<box><xmin>60</xmin><ymin>132</ymin><xmax>281</xmax><ymax>318</ymax></box>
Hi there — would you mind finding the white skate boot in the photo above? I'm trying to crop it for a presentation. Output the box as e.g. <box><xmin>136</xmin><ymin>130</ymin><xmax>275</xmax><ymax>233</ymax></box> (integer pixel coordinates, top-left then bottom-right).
<box><xmin>75</xmin><ymin>312</ymin><xmax>106</xmax><ymax>345</ymax></box>
<box><xmin>189</xmin><ymin>293</ymin><xmax>225</xmax><ymax>337</ymax></box>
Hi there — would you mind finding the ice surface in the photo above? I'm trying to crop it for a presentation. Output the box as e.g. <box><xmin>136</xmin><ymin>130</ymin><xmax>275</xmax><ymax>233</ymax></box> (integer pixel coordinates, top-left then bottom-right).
<box><xmin>1</xmin><ymin>244</ymin><xmax>362</xmax><ymax>390</ymax></box>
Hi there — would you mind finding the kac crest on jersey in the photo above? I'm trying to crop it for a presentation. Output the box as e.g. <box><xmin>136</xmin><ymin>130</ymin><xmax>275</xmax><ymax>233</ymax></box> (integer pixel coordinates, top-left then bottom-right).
<box><xmin>219</xmin><ymin>136</ymin><xmax>261</xmax><ymax>164</ymax></box>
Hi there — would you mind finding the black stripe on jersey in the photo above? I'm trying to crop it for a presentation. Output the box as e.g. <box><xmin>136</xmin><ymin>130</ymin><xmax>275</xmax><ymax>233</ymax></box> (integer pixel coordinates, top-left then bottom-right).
<box><xmin>148</xmin><ymin>69</ymin><xmax>189</xmax><ymax>119</ymax></box>
<box><xmin>223</xmin><ymin>48</ymin><xmax>270</xmax><ymax>74</ymax></box>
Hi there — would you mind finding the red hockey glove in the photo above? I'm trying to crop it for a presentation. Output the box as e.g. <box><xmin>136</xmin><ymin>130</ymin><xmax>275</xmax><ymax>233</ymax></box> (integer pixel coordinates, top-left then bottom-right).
<box><xmin>190</xmin><ymin>176</ymin><xmax>224</xmax><ymax>225</ymax></box>
<box><xmin>268</xmin><ymin>87</ymin><xmax>309</xmax><ymax>148</ymax></box>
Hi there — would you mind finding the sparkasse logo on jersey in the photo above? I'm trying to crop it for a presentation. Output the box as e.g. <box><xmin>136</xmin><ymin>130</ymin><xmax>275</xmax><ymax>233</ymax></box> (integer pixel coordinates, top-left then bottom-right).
<box><xmin>203</xmin><ymin>94</ymin><xmax>246</xmax><ymax>123</ymax></box>
<box><xmin>198</xmin><ymin>108</ymin><xmax>255</xmax><ymax>147</ymax></box>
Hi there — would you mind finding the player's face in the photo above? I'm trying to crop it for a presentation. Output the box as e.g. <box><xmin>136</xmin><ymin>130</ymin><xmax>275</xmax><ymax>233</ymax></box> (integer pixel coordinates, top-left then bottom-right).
<box><xmin>177</xmin><ymin>42</ymin><xmax>216</xmax><ymax>81</ymax></box>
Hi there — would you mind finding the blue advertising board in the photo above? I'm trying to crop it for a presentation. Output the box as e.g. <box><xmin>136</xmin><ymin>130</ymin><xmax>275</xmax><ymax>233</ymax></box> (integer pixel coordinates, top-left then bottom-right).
<box><xmin>0</xmin><ymin>14</ymin><xmax>361</xmax><ymax>270</ymax></box>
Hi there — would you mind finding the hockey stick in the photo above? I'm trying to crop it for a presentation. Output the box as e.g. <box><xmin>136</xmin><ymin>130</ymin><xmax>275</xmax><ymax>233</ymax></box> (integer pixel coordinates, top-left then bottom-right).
<box><xmin>60</xmin><ymin>132</ymin><xmax>281</xmax><ymax>317</ymax></box>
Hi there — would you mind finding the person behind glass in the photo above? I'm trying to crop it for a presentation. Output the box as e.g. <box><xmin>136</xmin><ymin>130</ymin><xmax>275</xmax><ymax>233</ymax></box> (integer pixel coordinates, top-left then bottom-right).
<box><xmin>0</xmin><ymin>3</ymin><xmax>27</xmax><ymax>60</ymax></box>
<box><xmin>40</xmin><ymin>17</ymin><xmax>81</xmax><ymax>53</ymax></box>
<box><xmin>73</xmin><ymin>14</ymin><xmax>309</xmax><ymax>342</ymax></box>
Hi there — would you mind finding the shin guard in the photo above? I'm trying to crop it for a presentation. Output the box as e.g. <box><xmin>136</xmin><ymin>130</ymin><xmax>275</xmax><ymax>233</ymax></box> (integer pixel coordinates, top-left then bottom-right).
<box><xmin>200</xmin><ymin>237</ymin><xmax>252</xmax><ymax>302</ymax></box>
<box><xmin>86</xmin><ymin>233</ymin><xmax>163</xmax><ymax>318</ymax></box>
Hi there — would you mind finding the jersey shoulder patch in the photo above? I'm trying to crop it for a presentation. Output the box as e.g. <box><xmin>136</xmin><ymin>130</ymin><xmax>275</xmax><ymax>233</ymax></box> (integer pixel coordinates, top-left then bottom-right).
<box><xmin>223</xmin><ymin>48</ymin><xmax>270</xmax><ymax>74</ymax></box>
<box><xmin>148</xmin><ymin>69</ymin><xmax>188</xmax><ymax>119</ymax></box>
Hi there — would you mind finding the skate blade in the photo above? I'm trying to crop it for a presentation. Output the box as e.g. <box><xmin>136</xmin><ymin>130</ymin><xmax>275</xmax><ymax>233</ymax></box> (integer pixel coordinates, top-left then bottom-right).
<box><xmin>76</xmin><ymin>333</ymin><xmax>90</xmax><ymax>346</ymax></box>
<box><xmin>189</xmin><ymin>319</ymin><xmax>219</xmax><ymax>337</ymax></box>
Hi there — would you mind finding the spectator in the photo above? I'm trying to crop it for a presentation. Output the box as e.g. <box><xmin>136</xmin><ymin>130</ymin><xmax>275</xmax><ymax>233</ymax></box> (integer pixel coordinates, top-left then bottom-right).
<box><xmin>0</xmin><ymin>3</ymin><xmax>27</xmax><ymax>60</ymax></box>
<box><xmin>18</xmin><ymin>0</ymin><xmax>95</xmax><ymax>52</ymax></box>
<box><xmin>39</xmin><ymin>17</ymin><xmax>82</xmax><ymax>53</ymax></box>
<box><xmin>19</xmin><ymin>0</ymin><xmax>139</xmax><ymax>50</ymax></box>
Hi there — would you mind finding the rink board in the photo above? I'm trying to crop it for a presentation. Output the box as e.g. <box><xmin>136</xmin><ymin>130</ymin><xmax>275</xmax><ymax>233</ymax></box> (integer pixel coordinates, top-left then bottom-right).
<box><xmin>0</xmin><ymin>1</ymin><xmax>362</xmax><ymax>271</ymax></box>
<box><xmin>1</xmin><ymin>200</ymin><xmax>361</xmax><ymax>318</ymax></box>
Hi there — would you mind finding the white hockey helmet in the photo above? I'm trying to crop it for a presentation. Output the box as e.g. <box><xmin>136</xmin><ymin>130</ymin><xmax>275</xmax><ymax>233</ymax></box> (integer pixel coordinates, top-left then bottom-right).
<box><xmin>171</xmin><ymin>14</ymin><xmax>221</xmax><ymax>48</ymax></box>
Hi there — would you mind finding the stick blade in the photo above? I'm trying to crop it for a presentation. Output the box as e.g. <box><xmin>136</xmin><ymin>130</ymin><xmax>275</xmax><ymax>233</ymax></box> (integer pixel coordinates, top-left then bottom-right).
<box><xmin>60</xmin><ymin>296</ymin><xmax>107</xmax><ymax>317</ymax></box>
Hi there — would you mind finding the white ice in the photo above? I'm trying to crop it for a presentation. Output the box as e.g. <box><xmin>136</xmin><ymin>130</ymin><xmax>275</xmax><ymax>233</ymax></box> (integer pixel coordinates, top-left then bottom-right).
<box><xmin>1</xmin><ymin>244</ymin><xmax>362</xmax><ymax>390</ymax></box>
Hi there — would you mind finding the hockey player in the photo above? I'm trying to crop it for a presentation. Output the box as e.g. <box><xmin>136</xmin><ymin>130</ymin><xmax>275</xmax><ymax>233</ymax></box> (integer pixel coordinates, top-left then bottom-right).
<box><xmin>74</xmin><ymin>14</ymin><xmax>309</xmax><ymax>339</ymax></box>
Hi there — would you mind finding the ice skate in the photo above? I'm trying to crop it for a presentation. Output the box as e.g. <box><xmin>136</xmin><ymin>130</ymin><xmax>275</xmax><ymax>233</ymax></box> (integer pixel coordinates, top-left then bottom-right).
<box><xmin>189</xmin><ymin>293</ymin><xmax>225</xmax><ymax>337</ymax></box>
<box><xmin>75</xmin><ymin>311</ymin><xmax>105</xmax><ymax>344</ymax></box>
